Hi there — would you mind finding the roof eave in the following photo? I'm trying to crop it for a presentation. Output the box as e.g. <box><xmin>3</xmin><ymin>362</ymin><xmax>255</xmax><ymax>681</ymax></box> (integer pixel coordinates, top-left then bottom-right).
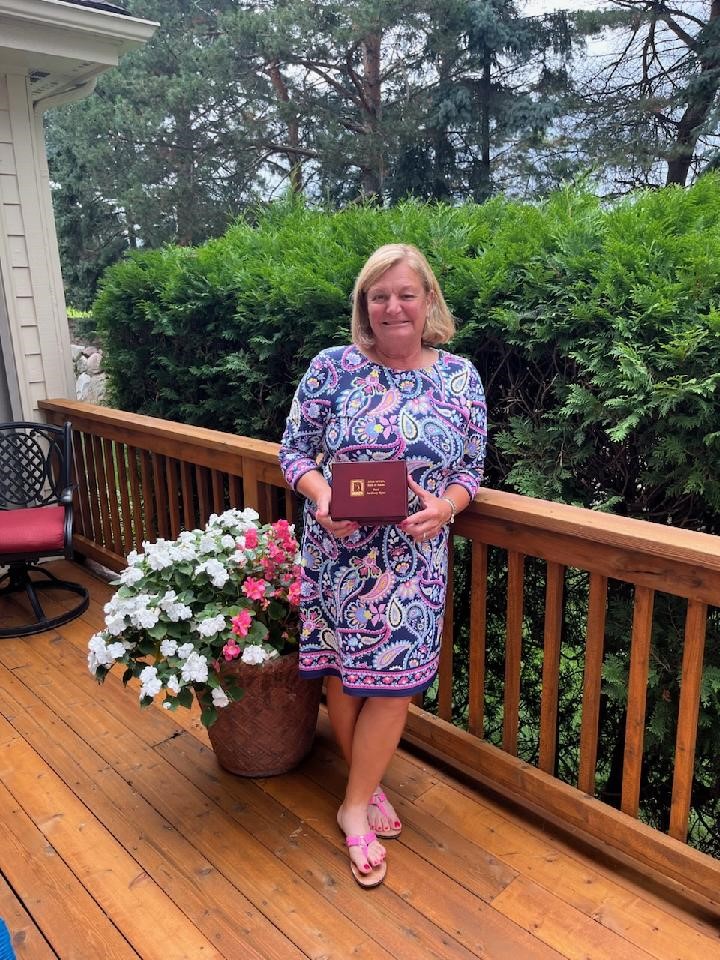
<box><xmin>0</xmin><ymin>0</ymin><xmax>158</xmax><ymax>53</ymax></box>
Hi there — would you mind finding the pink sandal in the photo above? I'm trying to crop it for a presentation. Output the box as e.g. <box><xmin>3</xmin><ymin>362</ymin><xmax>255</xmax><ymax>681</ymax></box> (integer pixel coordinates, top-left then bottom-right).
<box><xmin>369</xmin><ymin>790</ymin><xmax>402</xmax><ymax>839</ymax></box>
<box><xmin>343</xmin><ymin>830</ymin><xmax>387</xmax><ymax>888</ymax></box>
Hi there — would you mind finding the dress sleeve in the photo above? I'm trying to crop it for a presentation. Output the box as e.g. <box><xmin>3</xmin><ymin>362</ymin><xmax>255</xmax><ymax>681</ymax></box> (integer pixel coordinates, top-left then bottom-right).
<box><xmin>278</xmin><ymin>353</ymin><xmax>333</xmax><ymax>491</ymax></box>
<box><xmin>445</xmin><ymin>361</ymin><xmax>487</xmax><ymax>499</ymax></box>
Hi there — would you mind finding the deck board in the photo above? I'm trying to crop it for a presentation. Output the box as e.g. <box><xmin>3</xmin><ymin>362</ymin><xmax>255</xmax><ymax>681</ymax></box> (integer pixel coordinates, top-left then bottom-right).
<box><xmin>1</xmin><ymin>561</ymin><xmax>719</xmax><ymax>960</ymax></box>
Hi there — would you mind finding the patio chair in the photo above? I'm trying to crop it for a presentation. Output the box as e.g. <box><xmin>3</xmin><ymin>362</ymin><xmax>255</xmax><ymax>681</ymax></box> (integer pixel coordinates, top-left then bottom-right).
<box><xmin>0</xmin><ymin>420</ymin><xmax>89</xmax><ymax>638</ymax></box>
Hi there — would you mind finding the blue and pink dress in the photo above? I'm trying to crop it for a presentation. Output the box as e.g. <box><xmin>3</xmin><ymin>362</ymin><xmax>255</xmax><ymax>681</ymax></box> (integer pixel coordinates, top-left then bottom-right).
<box><xmin>279</xmin><ymin>345</ymin><xmax>486</xmax><ymax>697</ymax></box>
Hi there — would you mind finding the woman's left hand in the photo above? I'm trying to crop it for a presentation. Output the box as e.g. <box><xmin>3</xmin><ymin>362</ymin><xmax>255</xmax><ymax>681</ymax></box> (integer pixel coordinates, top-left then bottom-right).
<box><xmin>399</xmin><ymin>476</ymin><xmax>452</xmax><ymax>544</ymax></box>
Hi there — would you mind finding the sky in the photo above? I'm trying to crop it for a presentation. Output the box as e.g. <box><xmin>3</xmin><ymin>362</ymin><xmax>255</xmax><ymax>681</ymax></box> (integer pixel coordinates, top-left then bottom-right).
<box><xmin>528</xmin><ymin>0</ymin><xmax>605</xmax><ymax>11</ymax></box>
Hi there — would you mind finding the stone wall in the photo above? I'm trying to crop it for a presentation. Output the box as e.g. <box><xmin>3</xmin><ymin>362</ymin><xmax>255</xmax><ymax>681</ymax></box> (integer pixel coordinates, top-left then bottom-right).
<box><xmin>72</xmin><ymin>343</ymin><xmax>106</xmax><ymax>404</ymax></box>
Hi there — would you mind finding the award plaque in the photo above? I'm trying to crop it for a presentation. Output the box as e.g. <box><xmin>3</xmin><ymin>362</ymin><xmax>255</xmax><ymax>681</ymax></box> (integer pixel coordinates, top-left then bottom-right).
<box><xmin>330</xmin><ymin>460</ymin><xmax>408</xmax><ymax>524</ymax></box>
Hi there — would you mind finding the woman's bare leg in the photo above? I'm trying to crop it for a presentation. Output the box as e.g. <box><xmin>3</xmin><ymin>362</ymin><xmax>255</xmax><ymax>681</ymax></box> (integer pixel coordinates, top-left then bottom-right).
<box><xmin>337</xmin><ymin>695</ymin><xmax>411</xmax><ymax>874</ymax></box>
<box><xmin>326</xmin><ymin>677</ymin><xmax>403</xmax><ymax>835</ymax></box>
<box><xmin>325</xmin><ymin>676</ymin><xmax>361</xmax><ymax>766</ymax></box>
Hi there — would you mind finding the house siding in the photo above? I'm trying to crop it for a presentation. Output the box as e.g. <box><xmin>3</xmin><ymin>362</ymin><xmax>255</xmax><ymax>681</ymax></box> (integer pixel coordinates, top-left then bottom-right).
<box><xmin>0</xmin><ymin>72</ymin><xmax>74</xmax><ymax>418</ymax></box>
<box><xmin>0</xmin><ymin>73</ymin><xmax>23</xmax><ymax>419</ymax></box>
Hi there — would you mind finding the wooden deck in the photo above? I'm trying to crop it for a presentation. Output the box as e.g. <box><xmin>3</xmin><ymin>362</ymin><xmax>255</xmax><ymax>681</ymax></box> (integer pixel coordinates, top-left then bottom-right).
<box><xmin>1</xmin><ymin>561</ymin><xmax>719</xmax><ymax>960</ymax></box>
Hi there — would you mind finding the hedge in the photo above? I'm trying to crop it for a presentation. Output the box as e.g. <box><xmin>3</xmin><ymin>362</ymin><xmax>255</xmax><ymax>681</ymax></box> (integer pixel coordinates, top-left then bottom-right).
<box><xmin>94</xmin><ymin>181</ymin><xmax>720</xmax><ymax>855</ymax></box>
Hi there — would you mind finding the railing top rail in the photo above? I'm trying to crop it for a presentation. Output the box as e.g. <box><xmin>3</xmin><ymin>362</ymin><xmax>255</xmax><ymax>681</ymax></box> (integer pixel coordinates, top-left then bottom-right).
<box><xmin>41</xmin><ymin>398</ymin><xmax>720</xmax><ymax>575</ymax></box>
<box><xmin>39</xmin><ymin>398</ymin><xmax>280</xmax><ymax>466</ymax></box>
<box><xmin>471</xmin><ymin>488</ymin><xmax>720</xmax><ymax>576</ymax></box>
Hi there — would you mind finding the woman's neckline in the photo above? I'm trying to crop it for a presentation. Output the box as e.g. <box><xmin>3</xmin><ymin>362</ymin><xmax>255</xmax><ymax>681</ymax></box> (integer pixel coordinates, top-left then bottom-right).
<box><xmin>354</xmin><ymin>345</ymin><xmax>442</xmax><ymax>373</ymax></box>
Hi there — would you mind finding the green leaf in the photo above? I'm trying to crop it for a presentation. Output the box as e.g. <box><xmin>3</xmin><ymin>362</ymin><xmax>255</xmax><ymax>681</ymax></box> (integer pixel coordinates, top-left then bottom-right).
<box><xmin>176</xmin><ymin>686</ymin><xmax>194</xmax><ymax>709</ymax></box>
<box><xmin>200</xmin><ymin>705</ymin><xmax>218</xmax><ymax>728</ymax></box>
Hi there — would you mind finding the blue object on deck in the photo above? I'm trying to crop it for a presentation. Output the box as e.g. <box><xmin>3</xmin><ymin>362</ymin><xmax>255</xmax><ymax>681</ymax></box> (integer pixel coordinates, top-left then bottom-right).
<box><xmin>0</xmin><ymin>919</ymin><xmax>16</xmax><ymax>960</ymax></box>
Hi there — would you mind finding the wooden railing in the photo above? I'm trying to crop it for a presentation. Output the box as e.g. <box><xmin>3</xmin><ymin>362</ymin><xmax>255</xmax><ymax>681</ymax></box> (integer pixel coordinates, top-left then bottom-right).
<box><xmin>40</xmin><ymin>399</ymin><xmax>720</xmax><ymax>906</ymax></box>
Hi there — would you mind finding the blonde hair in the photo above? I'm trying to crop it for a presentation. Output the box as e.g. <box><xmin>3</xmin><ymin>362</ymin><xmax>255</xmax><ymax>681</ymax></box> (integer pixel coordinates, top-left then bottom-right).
<box><xmin>351</xmin><ymin>243</ymin><xmax>455</xmax><ymax>349</ymax></box>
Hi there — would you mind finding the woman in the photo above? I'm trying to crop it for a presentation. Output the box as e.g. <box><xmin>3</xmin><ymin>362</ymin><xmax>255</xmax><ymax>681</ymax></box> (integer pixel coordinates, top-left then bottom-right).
<box><xmin>279</xmin><ymin>243</ymin><xmax>486</xmax><ymax>888</ymax></box>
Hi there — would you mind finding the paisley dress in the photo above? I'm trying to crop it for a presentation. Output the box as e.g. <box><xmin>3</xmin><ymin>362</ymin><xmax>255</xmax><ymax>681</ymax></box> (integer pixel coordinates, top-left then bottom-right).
<box><xmin>279</xmin><ymin>344</ymin><xmax>486</xmax><ymax>697</ymax></box>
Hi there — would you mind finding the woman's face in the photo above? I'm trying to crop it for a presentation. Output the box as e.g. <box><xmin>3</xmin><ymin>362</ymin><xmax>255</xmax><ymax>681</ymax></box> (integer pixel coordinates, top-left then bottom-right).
<box><xmin>365</xmin><ymin>261</ymin><xmax>432</xmax><ymax>357</ymax></box>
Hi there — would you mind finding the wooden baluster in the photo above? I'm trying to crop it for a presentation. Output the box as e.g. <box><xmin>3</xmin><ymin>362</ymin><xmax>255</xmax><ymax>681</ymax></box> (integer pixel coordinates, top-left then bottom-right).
<box><xmin>242</xmin><ymin>459</ymin><xmax>260</xmax><ymax>514</ymax></box>
<box><xmin>503</xmin><ymin>551</ymin><xmax>525</xmax><ymax>756</ymax></box>
<box><xmin>126</xmin><ymin>446</ymin><xmax>143</xmax><ymax>551</ymax></box>
<box><xmin>166</xmin><ymin>458</ymin><xmax>180</xmax><ymax>539</ymax></box>
<box><xmin>284</xmin><ymin>487</ymin><xmax>296</xmax><ymax>524</ymax></box>
<box><xmin>91</xmin><ymin>434</ymin><xmax>113</xmax><ymax>551</ymax></box>
<box><xmin>669</xmin><ymin>600</ymin><xmax>708</xmax><ymax>842</ymax></box>
<box><xmin>468</xmin><ymin>541</ymin><xmax>488</xmax><ymax>738</ymax></box>
<box><xmin>228</xmin><ymin>475</ymin><xmax>242</xmax><ymax>509</ymax></box>
<box><xmin>195</xmin><ymin>465</ymin><xmax>209</xmax><ymax>526</ymax></box>
<box><xmin>180</xmin><ymin>460</ymin><xmax>195</xmax><ymax>531</ymax></box>
<box><xmin>115</xmin><ymin>442</ymin><xmax>133</xmax><ymax>555</ymax></box>
<box><xmin>261</xmin><ymin>482</ymin><xmax>276</xmax><ymax>523</ymax></box>
<box><xmin>539</xmin><ymin>562</ymin><xmax>565</xmax><ymax>774</ymax></box>
<box><xmin>152</xmin><ymin>453</ymin><xmax>169</xmax><ymax>539</ymax></box>
<box><xmin>621</xmin><ymin>585</ymin><xmax>655</xmax><ymax>818</ymax></box>
<box><xmin>139</xmin><ymin>450</ymin><xmax>156</xmax><ymax>541</ymax></box>
<box><xmin>71</xmin><ymin>429</ymin><xmax>91</xmax><ymax>539</ymax></box>
<box><xmin>211</xmin><ymin>469</ymin><xmax>224</xmax><ymax>514</ymax></box>
<box><xmin>102</xmin><ymin>438</ymin><xmax>123</xmax><ymax>554</ymax></box>
<box><xmin>82</xmin><ymin>432</ymin><xmax>102</xmax><ymax>546</ymax></box>
<box><xmin>438</xmin><ymin>536</ymin><xmax>455</xmax><ymax>722</ymax></box>
<box><xmin>578</xmin><ymin>573</ymin><xmax>608</xmax><ymax>795</ymax></box>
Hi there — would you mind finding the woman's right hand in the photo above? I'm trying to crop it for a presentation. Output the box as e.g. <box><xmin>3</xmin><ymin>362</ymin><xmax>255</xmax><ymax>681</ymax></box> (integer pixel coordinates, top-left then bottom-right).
<box><xmin>314</xmin><ymin>489</ymin><xmax>359</xmax><ymax>539</ymax></box>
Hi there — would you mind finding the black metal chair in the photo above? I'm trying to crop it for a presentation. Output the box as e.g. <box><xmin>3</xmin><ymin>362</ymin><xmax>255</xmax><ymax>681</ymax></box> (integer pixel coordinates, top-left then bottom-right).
<box><xmin>0</xmin><ymin>420</ymin><xmax>89</xmax><ymax>638</ymax></box>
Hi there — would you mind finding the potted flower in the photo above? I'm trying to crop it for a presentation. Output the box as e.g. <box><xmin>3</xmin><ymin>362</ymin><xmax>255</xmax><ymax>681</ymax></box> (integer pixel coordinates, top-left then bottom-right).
<box><xmin>87</xmin><ymin>508</ymin><xmax>322</xmax><ymax>776</ymax></box>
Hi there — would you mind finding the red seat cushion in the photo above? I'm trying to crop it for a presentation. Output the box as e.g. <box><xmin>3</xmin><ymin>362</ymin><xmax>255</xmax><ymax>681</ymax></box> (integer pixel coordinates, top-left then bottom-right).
<box><xmin>0</xmin><ymin>506</ymin><xmax>66</xmax><ymax>555</ymax></box>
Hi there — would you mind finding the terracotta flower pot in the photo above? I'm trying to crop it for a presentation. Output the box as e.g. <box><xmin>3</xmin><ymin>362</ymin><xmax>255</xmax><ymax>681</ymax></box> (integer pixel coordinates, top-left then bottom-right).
<box><xmin>206</xmin><ymin>651</ymin><xmax>322</xmax><ymax>777</ymax></box>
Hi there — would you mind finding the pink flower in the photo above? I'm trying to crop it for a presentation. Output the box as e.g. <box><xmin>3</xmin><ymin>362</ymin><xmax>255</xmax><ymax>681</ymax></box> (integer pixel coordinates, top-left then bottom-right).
<box><xmin>260</xmin><ymin>557</ymin><xmax>277</xmax><ymax>579</ymax></box>
<box><xmin>222</xmin><ymin>642</ymin><xmax>241</xmax><ymax>661</ymax></box>
<box><xmin>244</xmin><ymin>528</ymin><xmax>258</xmax><ymax>549</ymax></box>
<box><xmin>242</xmin><ymin>577</ymin><xmax>268</xmax><ymax>601</ymax></box>
<box><xmin>268</xmin><ymin>543</ymin><xmax>286</xmax><ymax>563</ymax></box>
<box><xmin>273</xmin><ymin>519</ymin><xmax>291</xmax><ymax>537</ymax></box>
<box><xmin>288</xmin><ymin>580</ymin><xmax>301</xmax><ymax>605</ymax></box>
<box><xmin>231</xmin><ymin>609</ymin><xmax>253</xmax><ymax>637</ymax></box>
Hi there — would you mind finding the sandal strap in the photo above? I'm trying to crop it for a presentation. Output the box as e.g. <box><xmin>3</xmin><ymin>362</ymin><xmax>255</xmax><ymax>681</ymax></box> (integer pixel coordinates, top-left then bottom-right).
<box><xmin>344</xmin><ymin>830</ymin><xmax>377</xmax><ymax>856</ymax></box>
<box><xmin>370</xmin><ymin>790</ymin><xmax>390</xmax><ymax>817</ymax></box>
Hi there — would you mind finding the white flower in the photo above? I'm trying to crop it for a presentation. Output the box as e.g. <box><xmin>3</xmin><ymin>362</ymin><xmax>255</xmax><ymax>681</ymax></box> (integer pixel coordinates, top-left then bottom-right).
<box><xmin>240</xmin><ymin>644</ymin><xmax>271</xmax><ymax>665</ymax></box>
<box><xmin>169</xmin><ymin>602</ymin><xmax>193</xmax><ymax>621</ymax></box>
<box><xmin>159</xmin><ymin>591</ymin><xmax>192</xmax><ymax>622</ymax></box>
<box><xmin>195</xmin><ymin>558</ymin><xmax>229</xmax><ymax>588</ymax></box>
<box><xmin>166</xmin><ymin>674</ymin><xmax>181</xmax><ymax>694</ymax></box>
<box><xmin>212</xmin><ymin>687</ymin><xmax>230</xmax><ymax>708</ymax></box>
<box><xmin>180</xmin><ymin>652</ymin><xmax>209</xmax><ymax>684</ymax></box>
<box><xmin>139</xmin><ymin>665</ymin><xmax>158</xmax><ymax>684</ymax></box>
<box><xmin>107</xmin><ymin>642</ymin><xmax>127</xmax><ymax>660</ymax></box>
<box><xmin>196</xmin><ymin>615</ymin><xmax>226</xmax><ymax>638</ymax></box>
<box><xmin>126</xmin><ymin>549</ymin><xmax>140</xmax><ymax>566</ymax></box>
<box><xmin>220</xmin><ymin>534</ymin><xmax>236</xmax><ymax>550</ymax></box>
<box><xmin>119</xmin><ymin>565</ymin><xmax>144</xmax><ymax>586</ymax></box>
<box><xmin>88</xmin><ymin>633</ymin><xmax>114</xmax><ymax>674</ymax></box>
<box><xmin>139</xmin><ymin>665</ymin><xmax>162</xmax><ymax>699</ymax></box>
<box><xmin>197</xmin><ymin>534</ymin><xmax>220</xmax><ymax>555</ymax></box>
<box><xmin>160</xmin><ymin>637</ymin><xmax>178</xmax><ymax>656</ymax></box>
<box><xmin>177</xmin><ymin>642</ymin><xmax>195</xmax><ymax>659</ymax></box>
<box><xmin>169</xmin><ymin>540</ymin><xmax>198</xmax><ymax>562</ymax></box>
<box><xmin>133</xmin><ymin>605</ymin><xmax>161</xmax><ymax>630</ymax></box>
<box><xmin>145</xmin><ymin>547</ymin><xmax>174</xmax><ymax>571</ymax></box>
<box><xmin>105</xmin><ymin>612</ymin><xmax>127</xmax><ymax>636</ymax></box>
<box><xmin>207</xmin><ymin>507</ymin><xmax>259</xmax><ymax>532</ymax></box>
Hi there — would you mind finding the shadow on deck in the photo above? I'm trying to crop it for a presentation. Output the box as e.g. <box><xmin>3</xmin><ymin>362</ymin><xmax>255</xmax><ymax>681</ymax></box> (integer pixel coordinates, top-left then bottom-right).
<box><xmin>0</xmin><ymin>560</ymin><xmax>718</xmax><ymax>960</ymax></box>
